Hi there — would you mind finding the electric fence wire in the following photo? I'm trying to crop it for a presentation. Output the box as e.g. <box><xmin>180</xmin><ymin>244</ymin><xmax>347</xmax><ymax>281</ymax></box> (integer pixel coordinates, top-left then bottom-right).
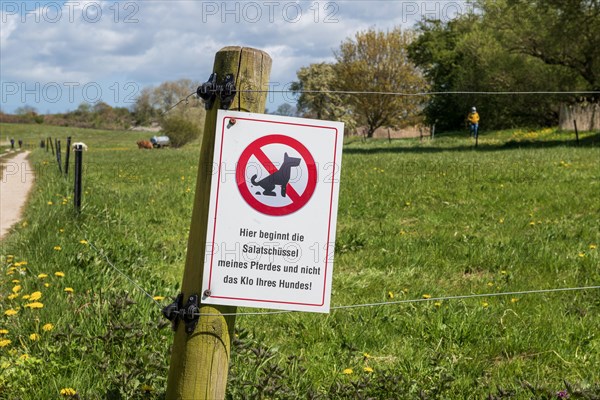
<box><xmin>77</xmin><ymin>225</ymin><xmax>600</xmax><ymax>317</ymax></box>
<box><xmin>74</xmin><ymin>224</ymin><xmax>163</xmax><ymax>309</ymax></box>
<box><xmin>80</xmin><ymin>85</ymin><xmax>600</xmax><ymax>316</ymax></box>
<box><xmin>160</xmin><ymin>88</ymin><xmax>600</xmax><ymax>114</ymax></box>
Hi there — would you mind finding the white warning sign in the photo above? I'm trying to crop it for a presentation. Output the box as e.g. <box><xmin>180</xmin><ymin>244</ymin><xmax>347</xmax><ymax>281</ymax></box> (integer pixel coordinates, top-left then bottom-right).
<box><xmin>201</xmin><ymin>110</ymin><xmax>344</xmax><ymax>313</ymax></box>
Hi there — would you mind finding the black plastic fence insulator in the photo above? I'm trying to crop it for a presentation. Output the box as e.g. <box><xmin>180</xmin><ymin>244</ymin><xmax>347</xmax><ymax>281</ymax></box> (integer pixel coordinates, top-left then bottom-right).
<box><xmin>196</xmin><ymin>72</ymin><xmax>237</xmax><ymax>110</ymax></box>
<box><xmin>162</xmin><ymin>293</ymin><xmax>200</xmax><ymax>335</ymax></box>
<box><xmin>74</xmin><ymin>144</ymin><xmax>83</xmax><ymax>213</ymax></box>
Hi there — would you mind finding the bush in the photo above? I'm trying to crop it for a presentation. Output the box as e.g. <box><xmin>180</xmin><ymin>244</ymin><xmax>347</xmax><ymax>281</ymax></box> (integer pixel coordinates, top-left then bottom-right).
<box><xmin>161</xmin><ymin>116</ymin><xmax>202</xmax><ymax>148</ymax></box>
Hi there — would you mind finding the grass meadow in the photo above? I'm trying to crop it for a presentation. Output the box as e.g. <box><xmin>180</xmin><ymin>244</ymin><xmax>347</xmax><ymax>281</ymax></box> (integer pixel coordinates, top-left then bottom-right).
<box><xmin>0</xmin><ymin>123</ymin><xmax>599</xmax><ymax>399</ymax></box>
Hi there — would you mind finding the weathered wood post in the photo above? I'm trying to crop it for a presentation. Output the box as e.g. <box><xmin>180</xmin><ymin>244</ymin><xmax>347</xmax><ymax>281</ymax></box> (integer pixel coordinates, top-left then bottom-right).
<box><xmin>56</xmin><ymin>139</ymin><xmax>63</xmax><ymax>174</ymax></box>
<box><xmin>65</xmin><ymin>136</ymin><xmax>72</xmax><ymax>175</ymax></box>
<box><xmin>573</xmin><ymin>119</ymin><xmax>580</xmax><ymax>146</ymax></box>
<box><xmin>166</xmin><ymin>46</ymin><xmax>272</xmax><ymax>400</ymax></box>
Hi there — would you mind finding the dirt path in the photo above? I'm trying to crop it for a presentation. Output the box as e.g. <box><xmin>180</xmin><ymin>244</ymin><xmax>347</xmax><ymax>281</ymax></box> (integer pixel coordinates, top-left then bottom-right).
<box><xmin>0</xmin><ymin>151</ymin><xmax>34</xmax><ymax>240</ymax></box>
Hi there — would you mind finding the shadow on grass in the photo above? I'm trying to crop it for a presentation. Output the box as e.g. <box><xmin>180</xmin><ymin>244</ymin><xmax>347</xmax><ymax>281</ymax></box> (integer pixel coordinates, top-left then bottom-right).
<box><xmin>343</xmin><ymin>132</ymin><xmax>600</xmax><ymax>155</ymax></box>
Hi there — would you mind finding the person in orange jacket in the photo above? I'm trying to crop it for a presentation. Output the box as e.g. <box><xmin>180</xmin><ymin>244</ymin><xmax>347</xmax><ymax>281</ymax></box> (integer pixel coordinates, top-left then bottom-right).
<box><xmin>467</xmin><ymin>106</ymin><xmax>480</xmax><ymax>138</ymax></box>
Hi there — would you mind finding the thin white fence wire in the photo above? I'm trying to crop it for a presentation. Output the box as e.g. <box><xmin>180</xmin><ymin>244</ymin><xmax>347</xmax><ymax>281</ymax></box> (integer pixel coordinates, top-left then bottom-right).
<box><xmin>77</xmin><ymin>86</ymin><xmax>600</xmax><ymax>316</ymax></box>
<box><xmin>77</xmin><ymin>227</ymin><xmax>600</xmax><ymax>318</ymax></box>
<box><xmin>162</xmin><ymin>89</ymin><xmax>600</xmax><ymax>114</ymax></box>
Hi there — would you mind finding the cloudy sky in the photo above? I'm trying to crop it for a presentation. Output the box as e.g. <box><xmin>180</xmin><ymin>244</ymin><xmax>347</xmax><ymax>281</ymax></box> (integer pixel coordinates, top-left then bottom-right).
<box><xmin>0</xmin><ymin>1</ymin><xmax>471</xmax><ymax>114</ymax></box>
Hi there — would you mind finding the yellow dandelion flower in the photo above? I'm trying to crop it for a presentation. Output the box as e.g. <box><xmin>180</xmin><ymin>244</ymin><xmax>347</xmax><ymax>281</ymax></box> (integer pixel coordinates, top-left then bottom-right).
<box><xmin>363</xmin><ymin>353</ymin><xmax>371</xmax><ymax>359</ymax></box>
<box><xmin>44</xmin><ymin>283</ymin><xmax>50</xmax><ymax>288</ymax></box>
<box><xmin>363</xmin><ymin>367</ymin><xmax>374</xmax><ymax>373</ymax></box>
<box><xmin>141</xmin><ymin>384</ymin><xmax>154</xmax><ymax>393</ymax></box>
<box><xmin>24</xmin><ymin>302</ymin><xmax>44</xmax><ymax>309</ymax></box>
<box><xmin>79</xmin><ymin>240</ymin><xmax>88</xmax><ymax>245</ymax></box>
<box><xmin>4</xmin><ymin>309</ymin><xmax>18</xmax><ymax>316</ymax></box>
<box><xmin>54</xmin><ymin>271</ymin><xmax>65</xmax><ymax>277</ymax></box>
<box><xmin>6</xmin><ymin>270</ymin><xmax>14</xmax><ymax>275</ymax></box>
<box><xmin>7</xmin><ymin>294</ymin><xmax>19</xmax><ymax>300</ymax></box>
<box><xmin>498</xmin><ymin>218</ymin><xmax>504</xmax><ymax>223</ymax></box>
<box><xmin>434</xmin><ymin>302</ymin><xmax>442</xmax><ymax>307</ymax></box>
<box><xmin>153</xmin><ymin>296</ymin><xmax>165</xmax><ymax>301</ymax></box>
<box><xmin>21</xmin><ymin>295</ymin><xmax>30</xmax><ymax>300</ymax></box>
<box><xmin>38</xmin><ymin>273</ymin><xmax>48</xmax><ymax>279</ymax></box>
<box><xmin>529</xmin><ymin>221</ymin><xmax>536</xmax><ymax>226</ymax></box>
<box><xmin>342</xmin><ymin>368</ymin><xmax>353</xmax><ymax>375</ymax></box>
<box><xmin>487</xmin><ymin>282</ymin><xmax>494</xmax><ymax>287</ymax></box>
<box><xmin>11</xmin><ymin>279</ymin><xmax>20</xmax><ymax>284</ymax></box>
<box><xmin>12</xmin><ymin>285</ymin><xmax>21</xmax><ymax>293</ymax></box>
<box><xmin>590</xmin><ymin>244</ymin><xmax>597</xmax><ymax>250</ymax></box>
<box><xmin>422</xmin><ymin>294</ymin><xmax>432</xmax><ymax>299</ymax></box>
<box><xmin>60</xmin><ymin>388</ymin><xmax>77</xmax><ymax>396</ymax></box>
<box><xmin>29</xmin><ymin>291</ymin><xmax>42</xmax><ymax>301</ymax></box>
<box><xmin>64</xmin><ymin>287</ymin><xmax>74</xmax><ymax>294</ymax></box>
<box><xmin>19</xmin><ymin>354</ymin><xmax>29</xmax><ymax>361</ymax></box>
<box><xmin>387</xmin><ymin>291</ymin><xmax>394</xmax><ymax>299</ymax></box>
<box><xmin>47</xmin><ymin>201</ymin><xmax>53</xmax><ymax>205</ymax></box>
<box><xmin>0</xmin><ymin>329</ymin><xmax>8</xmax><ymax>335</ymax></box>
<box><xmin>578</xmin><ymin>252</ymin><xmax>585</xmax><ymax>258</ymax></box>
<box><xmin>500</xmin><ymin>270</ymin><xmax>507</xmax><ymax>275</ymax></box>
<box><xmin>402</xmin><ymin>288</ymin><xmax>409</xmax><ymax>294</ymax></box>
<box><xmin>29</xmin><ymin>333</ymin><xmax>40</xmax><ymax>341</ymax></box>
<box><xmin>482</xmin><ymin>302</ymin><xmax>489</xmax><ymax>308</ymax></box>
<box><xmin>53</xmin><ymin>246</ymin><xmax>62</xmax><ymax>251</ymax></box>
<box><xmin>42</xmin><ymin>323</ymin><xmax>54</xmax><ymax>332</ymax></box>
<box><xmin>511</xmin><ymin>298</ymin><xmax>519</xmax><ymax>303</ymax></box>
<box><xmin>59</xmin><ymin>229</ymin><xmax>64</xmax><ymax>233</ymax></box>
<box><xmin>0</xmin><ymin>339</ymin><xmax>11</xmax><ymax>348</ymax></box>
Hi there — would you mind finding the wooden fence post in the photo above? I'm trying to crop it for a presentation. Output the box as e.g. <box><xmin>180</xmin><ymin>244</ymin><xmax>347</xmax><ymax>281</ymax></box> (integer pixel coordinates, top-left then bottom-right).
<box><xmin>573</xmin><ymin>119</ymin><xmax>580</xmax><ymax>146</ymax></box>
<box><xmin>166</xmin><ymin>46</ymin><xmax>272</xmax><ymax>400</ymax></box>
<box><xmin>65</xmin><ymin>136</ymin><xmax>72</xmax><ymax>175</ymax></box>
<box><xmin>56</xmin><ymin>139</ymin><xmax>63</xmax><ymax>174</ymax></box>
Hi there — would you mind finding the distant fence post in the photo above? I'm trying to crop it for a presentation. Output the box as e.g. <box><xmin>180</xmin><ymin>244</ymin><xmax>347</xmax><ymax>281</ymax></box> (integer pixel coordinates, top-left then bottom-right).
<box><xmin>56</xmin><ymin>139</ymin><xmax>63</xmax><ymax>174</ymax></box>
<box><xmin>166</xmin><ymin>46</ymin><xmax>272</xmax><ymax>400</ymax></box>
<box><xmin>573</xmin><ymin>120</ymin><xmax>580</xmax><ymax>146</ymax></box>
<box><xmin>49</xmin><ymin>137</ymin><xmax>54</xmax><ymax>155</ymax></box>
<box><xmin>73</xmin><ymin>144</ymin><xmax>83</xmax><ymax>213</ymax></box>
<box><xmin>431</xmin><ymin>123</ymin><xmax>435</xmax><ymax>140</ymax></box>
<box><xmin>65</xmin><ymin>136</ymin><xmax>72</xmax><ymax>175</ymax></box>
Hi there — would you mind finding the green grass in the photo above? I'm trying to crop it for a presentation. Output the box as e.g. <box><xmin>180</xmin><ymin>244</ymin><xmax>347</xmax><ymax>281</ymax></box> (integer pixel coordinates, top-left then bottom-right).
<box><xmin>0</xmin><ymin>123</ymin><xmax>599</xmax><ymax>399</ymax></box>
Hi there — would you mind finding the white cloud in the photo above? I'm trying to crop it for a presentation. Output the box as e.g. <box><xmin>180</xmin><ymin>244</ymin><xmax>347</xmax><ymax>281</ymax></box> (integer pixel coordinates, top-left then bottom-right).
<box><xmin>0</xmin><ymin>1</ymin><xmax>469</xmax><ymax>113</ymax></box>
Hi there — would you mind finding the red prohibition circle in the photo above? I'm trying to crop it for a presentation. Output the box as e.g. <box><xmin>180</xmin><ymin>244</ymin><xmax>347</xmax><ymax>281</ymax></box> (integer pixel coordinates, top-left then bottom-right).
<box><xmin>236</xmin><ymin>134</ymin><xmax>317</xmax><ymax>216</ymax></box>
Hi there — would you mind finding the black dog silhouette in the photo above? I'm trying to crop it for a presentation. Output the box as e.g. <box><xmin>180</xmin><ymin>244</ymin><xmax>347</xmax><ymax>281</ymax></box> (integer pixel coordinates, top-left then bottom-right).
<box><xmin>251</xmin><ymin>153</ymin><xmax>301</xmax><ymax>197</ymax></box>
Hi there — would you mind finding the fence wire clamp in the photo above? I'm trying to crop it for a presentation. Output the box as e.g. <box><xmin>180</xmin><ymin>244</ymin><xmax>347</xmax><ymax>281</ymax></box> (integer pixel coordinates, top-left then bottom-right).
<box><xmin>162</xmin><ymin>293</ymin><xmax>200</xmax><ymax>335</ymax></box>
<box><xmin>196</xmin><ymin>72</ymin><xmax>237</xmax><ymax>111</ymax></box>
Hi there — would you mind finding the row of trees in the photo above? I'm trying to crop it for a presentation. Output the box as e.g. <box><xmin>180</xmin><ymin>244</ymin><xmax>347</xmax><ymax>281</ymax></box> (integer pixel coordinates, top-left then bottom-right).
<box><xmin>5</xmin><ymin>1</ymin><xmax>598</xmax><ymax>138</ymax></box>
<box><xmin>292</xmin><ymin>0</ymin><xmax>599</xmax><ymax>133</ymax></box>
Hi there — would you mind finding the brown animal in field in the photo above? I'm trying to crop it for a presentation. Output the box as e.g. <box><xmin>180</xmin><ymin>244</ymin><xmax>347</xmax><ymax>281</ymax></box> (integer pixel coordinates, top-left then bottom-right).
<box><xmin>137</xmin><ymin>140</ymin><xmax>153</xmax><ymax>149</ymax></box>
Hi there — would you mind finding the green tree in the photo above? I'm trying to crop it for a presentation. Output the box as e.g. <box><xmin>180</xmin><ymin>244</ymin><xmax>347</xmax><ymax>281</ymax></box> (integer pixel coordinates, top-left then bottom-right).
<box><xmin>133</xmin><ymin>79</ymin><xmax>205</xmax><ymax>128</ymax></box>
<box><xmin>161</xmin><ymin>116</ymin><xmax>202</xmax><ymax>148</ymax></box>
<box><xmin>409</xmin><ymin>10</ymin><xmax>589</xmax><ymax>130</ymax></box>
<box><xmin>481</xmin><ymin>0</ymin><xmax>600</xmax><ymax>94</ymax></box>
<box><xmin>291</xmin><ymin>63</ymin><xmax>356</xmax><ymax>132</ymax></box>
<box><xmin>334</xmin><ymin>27</ymin><xmax>428</xmax><ymax>137</ymax></box>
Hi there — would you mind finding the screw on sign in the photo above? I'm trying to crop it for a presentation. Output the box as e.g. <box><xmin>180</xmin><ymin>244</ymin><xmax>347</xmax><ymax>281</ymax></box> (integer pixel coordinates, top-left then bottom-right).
<box><xmin>236</xmin><ymin>134</ymin><xmax>317</xmax><ymax>216</ymax></box>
